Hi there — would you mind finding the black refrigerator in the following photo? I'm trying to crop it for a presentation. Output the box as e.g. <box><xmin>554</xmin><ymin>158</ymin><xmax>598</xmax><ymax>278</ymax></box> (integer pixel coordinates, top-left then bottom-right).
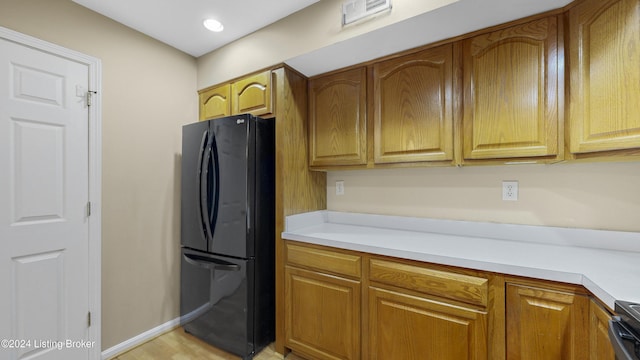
<box><xmin>180</xmin><ymin>114</ymin><xmax>275</xmax><ymax>360</ymax></box>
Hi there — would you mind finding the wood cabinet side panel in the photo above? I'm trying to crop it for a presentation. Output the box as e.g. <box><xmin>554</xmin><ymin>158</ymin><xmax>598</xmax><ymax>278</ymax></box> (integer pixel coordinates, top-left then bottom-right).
<box><xmin>274</xmin><ymin>68</ymin><xmax>327</xmax><ymax>354</ymax></box>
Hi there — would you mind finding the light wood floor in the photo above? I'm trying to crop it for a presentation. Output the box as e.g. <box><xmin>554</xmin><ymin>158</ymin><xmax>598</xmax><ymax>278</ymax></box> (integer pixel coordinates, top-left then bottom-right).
<box><xmin>109</xmin><ymin>327</ymin><xmax>306</xmax><ymax>360</ymax></box>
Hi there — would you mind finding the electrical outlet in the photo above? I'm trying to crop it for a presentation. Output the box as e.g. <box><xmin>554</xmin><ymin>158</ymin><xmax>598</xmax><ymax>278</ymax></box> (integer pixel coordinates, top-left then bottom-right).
<box><xmin>335</xmin><ymin>180</ymin><xmax>345</xmax><ymax>195</ymax></box>
<box><xmin>502</xmin><ymin>181</ymin><xmax>518</xmax><ymax>201</ymax></box>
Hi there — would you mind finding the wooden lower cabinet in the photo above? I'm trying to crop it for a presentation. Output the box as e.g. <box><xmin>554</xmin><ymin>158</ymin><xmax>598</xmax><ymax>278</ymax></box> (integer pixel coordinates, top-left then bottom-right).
<box><xmin>367</xmin><ymin>286</ymin><xmax>487</xmax><ymax>360</ymax></box>
<box><xmin>506</xmin><ymin>282</ymin><xmax>590</xmax><ymax>360</ymax></box>
<box><xmin>284</xmin><ymin>265</ymin><xmax>361</xmax><ymax>360</ymax></box>
<box><xmin>284</xmin><ymin>241</ymin><xmax>615</xmax><ymax>360</ymax></box>
<box><xmin>284</xmin><ymin>242</ymin><xmax>495</xmax><ymax>360</ymax></box>
<box><xmin>589</xmin><ymin>299</ymin><xmax>615</xmax><ymax>360</ymax></box>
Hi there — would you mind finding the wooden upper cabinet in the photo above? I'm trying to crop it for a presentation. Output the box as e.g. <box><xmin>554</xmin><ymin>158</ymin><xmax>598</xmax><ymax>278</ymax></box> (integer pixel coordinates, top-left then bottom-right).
<box><xmin>568</xmin><ymin>0</ymin><xmax>640</xmax><ymax>155</ymax></box>
<box><xmin>506</xmin><ymin>283</ymin><xmax>589</xmax><ymax>360</ymax></box>
<box><xmin>462</xmin><ymin>17</ymin><xmax>560</xmax><ymax>162</ymax></box>
<box><xmin>373</xmin><ymin>44</ymin><xmax>455</xmax><ymax>164</ymax></box>
<box><xmin>308</xmin><ymin>67</ymin><xmax>367</xmax><ymax>167</ymax></box>
<box><xmin>231</xmin><ymin>70</ymin><xmax>273</xmax><ymax>116</ymax></box>
<box><xmin>198</xmin><ymin>70</ymin><xmax>273</xmax><ymax>120</ymax></box>
<box><xmin>198</xmin><ymin>84</ymin><xmax>231</xmax><ymax>121</ymax></box>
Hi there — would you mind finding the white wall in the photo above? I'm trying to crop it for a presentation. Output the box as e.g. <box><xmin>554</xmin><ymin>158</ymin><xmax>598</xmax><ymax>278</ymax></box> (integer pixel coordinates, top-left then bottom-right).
<box><xmin>196</xmin><ymin>0</ymin><xmax>573</xmax><ymax>88</ymax></box>
<box><xmin>0</xmin><ymin>0</ymin><xmax>198</xmax><ymax>350</ymax></box>
<box><xmin>327</xmin><ymin>162</ymin><xmax>640</xmax><ymax>232</ymax></box>
<box><xmin>196</xmin><ymin>0</ymin><xmax>458</xmax><ymax>88</ymax></box>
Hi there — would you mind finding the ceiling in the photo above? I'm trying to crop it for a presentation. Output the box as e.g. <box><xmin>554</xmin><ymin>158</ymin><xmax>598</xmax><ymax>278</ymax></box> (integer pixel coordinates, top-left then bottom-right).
<box><xmin>71</xmin><ymin>0</ymin><xmax>320</xmax><ymax>57</ymax></box>
<box><xmin>288</xmin><ymin>0</ymin><xmax>574</xmax><ymax>76</ymax></box>
<box><xmin>73</xmin><ymin>0</ymin><xmax>575</xmax><ymax>78</ymax></box>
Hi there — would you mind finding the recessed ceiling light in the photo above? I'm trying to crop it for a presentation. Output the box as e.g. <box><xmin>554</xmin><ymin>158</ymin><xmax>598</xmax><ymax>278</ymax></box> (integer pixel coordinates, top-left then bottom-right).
<box><xmin>203</xmin><ymin>19</ymin><xmax>224</xmax><ymax>32</ymax></box>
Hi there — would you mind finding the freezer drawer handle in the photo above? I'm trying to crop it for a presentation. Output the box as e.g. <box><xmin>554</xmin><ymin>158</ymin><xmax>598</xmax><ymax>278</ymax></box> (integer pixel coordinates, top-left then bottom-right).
<box><xmin>183</xmin><ymin>253</ymin><xmax>241</xmax><ymax>271</ymax></box>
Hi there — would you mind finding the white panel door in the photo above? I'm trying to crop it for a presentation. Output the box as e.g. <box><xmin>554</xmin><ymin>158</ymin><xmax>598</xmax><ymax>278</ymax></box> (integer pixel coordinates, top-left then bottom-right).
<box><xmin>0</xmin><ymin>37</ymin><xmax>91</xmax><ymax>359</ymax></box>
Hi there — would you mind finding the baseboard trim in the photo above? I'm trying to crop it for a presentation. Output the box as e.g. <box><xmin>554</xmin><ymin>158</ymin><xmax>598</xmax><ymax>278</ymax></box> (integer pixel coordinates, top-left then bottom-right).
<box><xmin>101</xmin><ymin>317</ymin><xmax>181</xmax><ymax>360</ymax></box>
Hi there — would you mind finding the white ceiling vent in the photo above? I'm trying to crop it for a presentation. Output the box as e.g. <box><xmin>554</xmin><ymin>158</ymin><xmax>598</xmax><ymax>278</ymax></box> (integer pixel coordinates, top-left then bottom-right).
<box><xmin>342</xmin><ymin>0</ymin><xmax>392</xmax><ymax>26</ymax></box>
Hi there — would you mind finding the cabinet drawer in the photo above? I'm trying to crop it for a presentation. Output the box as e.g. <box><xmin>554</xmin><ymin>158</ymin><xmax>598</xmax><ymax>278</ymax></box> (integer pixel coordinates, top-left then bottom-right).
<box><xmin>369</xmin><ymin>258</ymin><xmax>488</xmax><ymax>307</ymax></box>
<box><xmin>286</xmin><ymin>243</ymin><xmax>361</xmax><ymax>278</ymax></box>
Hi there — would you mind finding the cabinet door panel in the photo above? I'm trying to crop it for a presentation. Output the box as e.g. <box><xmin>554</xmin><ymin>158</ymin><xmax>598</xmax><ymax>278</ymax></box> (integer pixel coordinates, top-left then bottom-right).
<box><xmin>309</xmin><ymin>68</ymin><xmax>367</xmax><ymax>167</ymax></box>
<box><xmin>463</xmin><ymin>17</ymin><xmax>559</xmax><ymax>160</ymax></box>
<box><xmin>232</xmin><ymin>70</ymin><xmax>272</xmax><ymax>116</ymax></box>
<box><xmin>590</xmin><ymin>300</ymin><xmax>615</xmax><ymax>360</ymax></box>
<box><xmin>285</xmin><ymin>266</ymin><xmax>360</xmax><ymax>360</ymax></box>
<box><xmin>368</xmin><ymin>287</ymin><xmax>487</xmax><ymax>360</ymax></box>
<box><xmin>569</xmin><ymin>0</ymin><xmax>640</xmax><ymax>153</ymax></box>
<box><xmin>506</xmin><ymin>284</ymin><xmax>589</xmax><ymax>360</ymax></box>
<box><xmin>373</xmin><ymin>44</ymin><xmax>454</xmax><ymax>163</ymax></box>
<box><xmin>199</xmin><ymin>84</ymin><xmax>231</xmax><ymax>120</ymax></box>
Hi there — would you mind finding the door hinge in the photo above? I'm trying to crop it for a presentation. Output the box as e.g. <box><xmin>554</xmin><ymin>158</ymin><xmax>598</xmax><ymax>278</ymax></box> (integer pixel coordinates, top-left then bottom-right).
<box><xmin>86</xmin><ymin>201</ymin><xmax>91</xmax><ymax>217</ymax></box>
<box><xmin>87</xmin><ymin>91</ymin><xmax>97</xmax><ymax>107</ymax></box>
<box><xmin>87</xmin><ymin>311</ymin><xmax>91</xmax><ymax>327</ymax></box>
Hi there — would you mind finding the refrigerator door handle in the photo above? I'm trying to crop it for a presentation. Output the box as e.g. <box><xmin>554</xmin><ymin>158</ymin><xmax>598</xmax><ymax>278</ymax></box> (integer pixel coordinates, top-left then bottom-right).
<box><xmin>196</xmin><ymin>130</ymin><xmax>210</xmax><ymax>243</ymax></box>
<box><xmin>200</xmin><ymin>137</ymin><xmax>214</xmax><ymax>243</ymax></box>
<box><xmin>209</xmin><ymin>135</ymin><xmax>220</xmax><ymax>236</ymax></box>
<box><xmin>183</xmin><ymin>252</ymin><xmax>241</xmax><ymax>271</ymax></box>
